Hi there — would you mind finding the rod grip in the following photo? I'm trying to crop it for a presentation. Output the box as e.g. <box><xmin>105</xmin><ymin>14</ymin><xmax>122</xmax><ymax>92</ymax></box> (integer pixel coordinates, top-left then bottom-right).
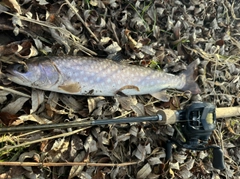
<box><xmin>216</xmin><ymin>107</ymin><xmax>240</xmax><ymax>118</ymax></box>
<box><xmin>157</xmin><ymin>109</ymin><xmax>178</xmax><ymax>124</ymax></box>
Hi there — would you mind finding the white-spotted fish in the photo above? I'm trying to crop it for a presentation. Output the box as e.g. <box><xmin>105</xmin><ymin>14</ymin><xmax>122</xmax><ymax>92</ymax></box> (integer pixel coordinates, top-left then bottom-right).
<box><xmin>6</xmin><ymin>56</ymin><xmax>200</xmax><ymax>97</ymax></box>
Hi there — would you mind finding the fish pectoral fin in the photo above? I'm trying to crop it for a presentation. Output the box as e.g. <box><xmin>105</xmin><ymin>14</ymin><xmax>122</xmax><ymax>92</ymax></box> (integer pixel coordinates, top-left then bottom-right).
<box><xmin>115</xmin><ymin>85</ymin><xmax>140</xmax><ymax>96</ymax></box>
<box><xmin>150</xmin><ymin>90</ymin><xmax>170</xmax><ymax>102</ymax></box>
<box><xmin>58</xmin><ymin>82</ymin><xmax>81</xmax><ymax>93</ymax></box>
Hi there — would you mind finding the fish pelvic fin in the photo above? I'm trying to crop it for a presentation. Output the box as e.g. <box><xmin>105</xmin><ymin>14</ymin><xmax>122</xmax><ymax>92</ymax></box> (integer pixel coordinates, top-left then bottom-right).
<box><xmin>180</xmin><ymin>59</ymin><xmax>201</xmax><ymax>94</ymax></box>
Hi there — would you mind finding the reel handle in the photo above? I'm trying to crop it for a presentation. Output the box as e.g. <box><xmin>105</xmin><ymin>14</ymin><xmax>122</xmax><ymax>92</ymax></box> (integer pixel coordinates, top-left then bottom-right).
<box><xmin>212</xmin><ymin>147</ymin><xmax>225</xmax><ymax>170</ymax></box>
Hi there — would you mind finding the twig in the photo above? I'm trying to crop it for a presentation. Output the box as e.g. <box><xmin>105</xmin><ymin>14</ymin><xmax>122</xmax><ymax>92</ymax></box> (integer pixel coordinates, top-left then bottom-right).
<box><xmin>0</xmin><ymin>161</ymin><xmax>138</xmax><ymax>167</ymax></box>
<box><xmin>64</xmin><ymin>0</ymin><xmax>99</xmax><ymax>42</ymax></box>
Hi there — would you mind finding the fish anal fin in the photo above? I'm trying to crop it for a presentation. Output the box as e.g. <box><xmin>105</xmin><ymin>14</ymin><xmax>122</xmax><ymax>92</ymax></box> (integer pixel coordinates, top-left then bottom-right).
<box><xmin>58</xmin><ymin>82</ymin><xmax>81</xmax><ymax>93</ymax></box>
<box><xmin>151</xmin><ymin>90</ymin><xmax>170</xmax><ymax>102</ymax></box>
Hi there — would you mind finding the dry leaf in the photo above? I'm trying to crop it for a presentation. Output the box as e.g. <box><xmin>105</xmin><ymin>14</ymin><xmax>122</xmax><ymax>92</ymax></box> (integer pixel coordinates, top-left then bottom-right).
<box><xmin>144</xmin><ymin>104</ymin><xmax>158</xmax><ymax>116</ymax></box>
<box><xmin>129</xmin><ymin>126</ymin><xmax>138</xmax><ymax>136</ymax></box>
<box><xmin>136</xmin><ymin>163</ymin><xmax>151</xmax><ymax>179</ymax></box>
<box><xmin>60</xmin><ymin>95</ymin><xmax>82</xmax><ymax>111</ymax></box>
<box><xmin>110</xmin><ymin>167</ymin><xmax>119</xmax><ymax>179</ymax></box>
<box><xmin>87</xmin><ymin>96</ymin><xmax>105</xmax><ymax>113</ymax></box>
<box><xmin>183</xmin><ymin>157</ymin><xmax>195</xmax><ymax>170</ymax></box>
<box><xmin>169</xmin><ymin>162</ymin><xmax>180</xmax><ymax>170</ymax></box>
<box><xmin>19</xmin><ymin>151</ymin><xmax>40</xmax><ymax>172</ymax></box>
<box><xmin>84</xmin><ymin>135</ymin><xmax>98</xmax><ymax>153</ymax></box>
<box><xmin>47</xmin><ymin>92</ymin><xmax>59</xmax><ymax>109</ymax></box>
<box><xmin>49</xmin><ymin>28</ymin><xmax>71</xmax><ymax>54</ymax></box>
<box><xmin>134</xmin><ymin>143</ymin><xmax>151</xmax><ymax>161</ymax></box>
<box><xmin>12</xmin><ymin>14</ymin><xmax>23</xmax><ymax>36</ymax></box>
<box><xmin>78</xmin><ymin>172</ymin><xmax>92</xmax><ymax>179</ymax></box>
<box><xmin>69</xmin><ymin>151</ymin><xmax>86</xmax><ymax>179</ymax></box>
<box><xmin>69</xmin><ymin>135</ymin><xmax>84</xmax><ymax>158</ymax></box>
<box><xmin>51</xmin><ymin>138</ymin><xmax>65</xmax><ymax>152</ymax></box>
<box><xmin>130</xmin><ymin>103</ymin><xmax>145</xmax><ymax>116</ymax></box>
<box><xmin>179</xmin><ymin>167</ymin><xmax>193</xmax><ymax>179</ymax></box>
<box><xmin>0</xmin><ymin>112</ymin><xmax>18</xmax><ymax>126</ymax></box>
<box><xmin>173</xmin><ymin>153</ymin><xmax>187</xmax><ymax>164</ymax></box>
<box><xmin>117</xmin><ymin>133</ymin><xmax>130</xmax><ymax>142</ymax></box>
<box><xmin>116</xmin><ymin>96</ymin><xmax>137</xmax><ymax>111</ymax></box>
<box><xmin>0</xmin><ymin>91</ymin><xmax>10</xmax><ymax>104</ymax></box>
<box><xmin>148</xmin><ymin>157</ymin><xmax>162</xmax><ymax>165</ymax></box>
<box><xmin>36</xmin><ymin>0</ymin><xmax>49</xmax><ymax>5</ymax></box>
<box><xmin>2</xmin><ymin>0</ymin><xmax>22</xmax><ymax>14</ymax></box>
<box><xmin>104</xmin><ymin>41</ymin><xmax>121</xmax><ymax>54</ymax></box>
<box><xmin>140</xmin><ymin>45</ymin><xmax>156</xmax><ymax>56</ymax></box>
<box><xmin>89</xmin><ymin>0</ymin><xmax>98</xmax><ymax>6</ymax></box>
<box><xmin>1</xmin><ymin>96</ymin><xmax>29</xmax><ymax>114</ymax></box>
<box><xmin>169</xmin><ymin>168</ymin><xmax>175</xmax><ymax>179</ymax></box>
<box><xmin>16</xmin><ymin>42</ymin><xmax>39</xmax><ymax>59</ymax></box>
<box><xmin>31</xmin><ymin>89</ymin><xmax>44</xmax><ymax>113</ymax></box>
<box><xmin>12</xmin><ymin>114</ymin><xmax>51</xmax><ymax>126</ymax></box>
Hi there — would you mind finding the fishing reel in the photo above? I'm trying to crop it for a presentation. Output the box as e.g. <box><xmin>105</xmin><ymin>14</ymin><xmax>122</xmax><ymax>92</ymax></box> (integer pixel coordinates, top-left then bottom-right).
<box><xmin>166</xmin><ymin>102</ymin><xmax>225</xmax><ymax>170</ymax></box>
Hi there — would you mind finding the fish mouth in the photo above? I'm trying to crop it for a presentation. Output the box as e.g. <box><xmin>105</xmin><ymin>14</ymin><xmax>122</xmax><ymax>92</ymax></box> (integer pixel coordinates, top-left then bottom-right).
<box><xmin>5</xmin><ymin>65</ymin><xmax>28</xmax><ymax>84</ymax></box>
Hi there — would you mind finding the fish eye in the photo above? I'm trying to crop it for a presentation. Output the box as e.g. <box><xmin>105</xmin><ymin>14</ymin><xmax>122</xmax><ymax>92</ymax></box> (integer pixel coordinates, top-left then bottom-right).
<box><xmin>14</xmin><ymin>64</ymin><xmax>28</xmax><ymax>73</ymax></box>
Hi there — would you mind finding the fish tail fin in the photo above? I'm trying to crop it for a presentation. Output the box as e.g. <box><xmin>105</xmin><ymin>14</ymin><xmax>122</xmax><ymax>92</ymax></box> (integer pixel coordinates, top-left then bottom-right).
<box><xmin>180</xmin><ymin>59</ymin><xmax>201</xmax><ymax>94</ymax></box>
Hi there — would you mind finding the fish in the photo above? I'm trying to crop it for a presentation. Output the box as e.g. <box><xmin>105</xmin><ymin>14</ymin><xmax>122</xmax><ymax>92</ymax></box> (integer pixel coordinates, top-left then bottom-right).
<box><xmin>6</xmin><ymin>56</ymin><xmax>201</xmax><ymax>97</ymax></box>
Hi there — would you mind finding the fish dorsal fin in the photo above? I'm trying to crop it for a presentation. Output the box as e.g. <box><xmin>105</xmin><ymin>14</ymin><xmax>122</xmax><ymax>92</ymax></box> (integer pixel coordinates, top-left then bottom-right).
<box><xmin>58</xmin><ymin>82</ymin><xmax>81</xmax><ymax>93</ymax></box>
<box><xmin>151</xmin><ymin>90</ymin><xmax>170</xmax><ymax>102</ymax></box>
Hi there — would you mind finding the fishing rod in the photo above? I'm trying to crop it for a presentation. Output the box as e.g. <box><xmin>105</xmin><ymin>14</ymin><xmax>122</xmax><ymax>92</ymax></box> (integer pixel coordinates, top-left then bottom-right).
<box><xmin>1</xmin><ymin>101</ymin><xmax>238</xmax><ymax>170</ymax></box>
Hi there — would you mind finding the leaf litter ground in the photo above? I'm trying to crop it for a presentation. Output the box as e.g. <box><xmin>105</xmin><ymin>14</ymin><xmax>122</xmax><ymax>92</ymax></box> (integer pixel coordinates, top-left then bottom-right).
<box><xmin>0</xmin><ymin>0</ymin><xmax>239</xmax><ymax>178</ymax></box>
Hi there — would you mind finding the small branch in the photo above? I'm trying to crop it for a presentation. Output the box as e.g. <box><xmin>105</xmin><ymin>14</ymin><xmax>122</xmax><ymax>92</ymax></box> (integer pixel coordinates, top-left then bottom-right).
<box><xmin>0</xmin><ymin>161</ymin><xmax>138</xmax><ymax>167</ymax></box>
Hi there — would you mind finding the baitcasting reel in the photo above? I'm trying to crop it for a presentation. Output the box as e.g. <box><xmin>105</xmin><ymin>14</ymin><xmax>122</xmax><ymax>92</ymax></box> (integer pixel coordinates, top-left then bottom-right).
<box><xmin>166</xmin><ymin>102</ymin><xmax>225</xmax><ymax>170</ymax></box>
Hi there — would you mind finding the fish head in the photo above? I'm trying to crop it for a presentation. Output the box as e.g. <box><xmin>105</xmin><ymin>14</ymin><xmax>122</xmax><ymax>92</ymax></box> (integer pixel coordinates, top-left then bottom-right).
<box><xmin>6</xmin><ymin>62</ymin><xmax>42</xmax><ymax>87</ymax></box>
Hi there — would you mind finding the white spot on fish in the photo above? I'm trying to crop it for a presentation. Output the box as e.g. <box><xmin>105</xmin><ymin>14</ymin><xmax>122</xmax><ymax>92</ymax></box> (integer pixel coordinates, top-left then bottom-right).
<box><xmin>118</xmin><ymin>80</ymin><xmax>121</xmax><ymax>85</ymax></box>
<box><xmin>96</xmin><ymin>77</ymin><xmax>101</xmax><ymax>82</ymax></box>
<box><xmin>107</xmin><ymin>79</ymin><xmax>111</xmax><ymax>83</ymax></box>
<box><xmin>83</xmin><ymin>77</ymin><xmax>88</xmax><ymax>81</ymax></box>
